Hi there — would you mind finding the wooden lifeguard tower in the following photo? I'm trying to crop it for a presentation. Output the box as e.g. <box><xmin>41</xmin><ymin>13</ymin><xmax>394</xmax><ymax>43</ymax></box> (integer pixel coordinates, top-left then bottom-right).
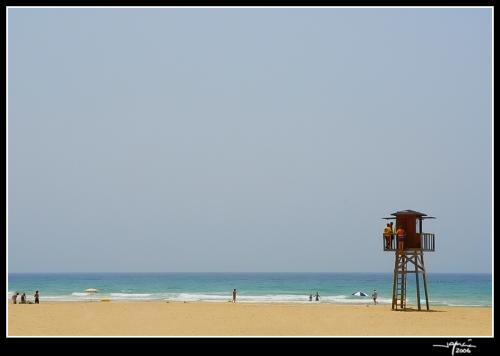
<box><xmin>382</xmin><ymin>210</ymin><xmax>436</xmax><ymax>311</ymax></box>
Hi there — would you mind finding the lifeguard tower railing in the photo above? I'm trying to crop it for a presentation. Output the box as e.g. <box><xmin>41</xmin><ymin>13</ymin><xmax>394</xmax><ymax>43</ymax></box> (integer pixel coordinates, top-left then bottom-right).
<box><xmin>382</xmin><ymin>233</ymin><xmax>435</xmax><ymax>252</ymax></box>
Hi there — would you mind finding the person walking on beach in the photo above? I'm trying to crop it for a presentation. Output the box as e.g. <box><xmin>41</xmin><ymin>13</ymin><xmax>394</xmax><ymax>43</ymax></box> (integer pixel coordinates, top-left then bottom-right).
<box><xmin>315</xmin><ymin>291</ymin><xmax>320</xmax><ymax>301</ymax></box>
<box><xmin>232</xmin><ymin>289</ymin><xmax>237</xmax><ymax>303</ymax></box>
<box><xmin>11</xmin><ymin>292</ymin><xmax>19</xmax><ymax>304</ymax></box>
<box><xmin>34</xmin><ymin>290</ymin><xmax>39</xmax><ymax>304</ymax></box>
<box><xmin>372</xmin><ymin>289</ymin><xmax>378</xmax><ymax>305</ymax></box>
<box><xmin>20</xmin><ymin>293</ymin><xmax>26</xmax><ymax>304</ymax></box>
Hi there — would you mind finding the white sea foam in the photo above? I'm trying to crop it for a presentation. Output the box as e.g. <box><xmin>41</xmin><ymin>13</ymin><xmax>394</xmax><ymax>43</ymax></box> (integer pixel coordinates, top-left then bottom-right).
<box><xmin>6</xmin><ymin>291</ymin><xmax>489</xmax><ymax>306</ymax></box>
<box><xmin>168</xmin><ymin>293</ymin><xmax>230</xmax><ymax>302</ymax></box>
<box><xmin>321</xmin><ymin>295</ymin><xmax>393</xmax><ymax>304</ymax></box>
<box><xmin>161</xmin><ymin>293</ymin><xmax>395</xmax><ymax>304</ymax></box>
<box><xmin>43</xmin><ymin>295</ymin><xmax>99</xmax><ymax>301</ymax></box>
<box><xmin>110</xmin><ymin>293</ymin><xmax>152</xmax><ymax>297</ymax></box>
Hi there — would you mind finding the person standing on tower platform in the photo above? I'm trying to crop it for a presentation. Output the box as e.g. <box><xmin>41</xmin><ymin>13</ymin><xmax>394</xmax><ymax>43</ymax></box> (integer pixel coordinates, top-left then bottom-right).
<box><xmin>383</xmin><ymin>223</ymin><xmax>393</xmax><ymax>249</ymax></box>
<box><xmin>396</xmin><ymin>226</ymin><xmax>406</xmax><ymax>250</ymax></box>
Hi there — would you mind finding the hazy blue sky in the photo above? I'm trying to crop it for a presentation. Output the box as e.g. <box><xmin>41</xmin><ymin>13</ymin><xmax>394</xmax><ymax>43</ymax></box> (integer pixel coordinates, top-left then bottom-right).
<box><xmin>8</xmin><ymin>8</ymin><xmax>492</xmax><ymax>273</ymax></box>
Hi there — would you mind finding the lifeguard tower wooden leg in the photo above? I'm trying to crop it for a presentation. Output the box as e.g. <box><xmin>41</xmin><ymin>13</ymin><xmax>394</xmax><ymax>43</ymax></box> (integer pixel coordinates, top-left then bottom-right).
<box><xmin>421</xmin><ymin>253</ymin><xmax>430</xmax><ymax>311</ymax></box>
<box><xmin>415</xmin><ymin>253</ymin><xmax>421</xmax><ymax>311</ymax></box>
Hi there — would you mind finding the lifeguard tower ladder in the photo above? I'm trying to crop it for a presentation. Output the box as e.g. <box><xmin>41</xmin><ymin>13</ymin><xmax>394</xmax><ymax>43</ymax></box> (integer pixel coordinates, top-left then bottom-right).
<box><xmin>382</xmin><ymin>210</ymin><xmax>436</xmax><ymax>311</ymax></box>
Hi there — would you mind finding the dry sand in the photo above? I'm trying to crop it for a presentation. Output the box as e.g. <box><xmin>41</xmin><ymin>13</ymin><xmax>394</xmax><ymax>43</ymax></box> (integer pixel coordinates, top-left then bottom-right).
<box><xmin>8</xmin><ymin>302</ymin><xmax>492</xmax><ymax>336</ymax></box>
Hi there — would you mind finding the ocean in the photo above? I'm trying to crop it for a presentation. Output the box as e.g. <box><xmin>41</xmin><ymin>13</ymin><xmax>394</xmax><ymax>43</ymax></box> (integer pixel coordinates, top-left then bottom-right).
<box><xmin>7</xmin><ymin>272</ymin><xmax>492</xmax><ymax>307</ymax></box>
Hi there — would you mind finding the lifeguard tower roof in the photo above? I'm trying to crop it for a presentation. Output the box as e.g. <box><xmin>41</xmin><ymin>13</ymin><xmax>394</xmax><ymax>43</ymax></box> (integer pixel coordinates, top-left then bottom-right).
<box><xmin>392</xmin><ymin>210</ymin><xmax>427</xmax><ymax>216</ymax></box>
<box><xmin>382</xmin><ymin>210</ymin><xmax>435</xmax><ymax>219</ymax></box>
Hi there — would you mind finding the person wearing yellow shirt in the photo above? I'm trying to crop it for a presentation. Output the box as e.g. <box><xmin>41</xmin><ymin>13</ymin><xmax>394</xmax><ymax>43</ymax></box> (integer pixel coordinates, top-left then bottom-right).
<box><xmin>383</xmin><ymin>223</ymin><xmax>393</xmax><ymax>249</ymax></box>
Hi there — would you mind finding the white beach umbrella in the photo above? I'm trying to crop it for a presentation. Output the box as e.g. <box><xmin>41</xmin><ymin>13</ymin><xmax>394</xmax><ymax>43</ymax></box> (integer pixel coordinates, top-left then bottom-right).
<box><xmin>84</xmin><ymin>288</ymin><xmax>98</xmax><ymax>293</ymax></box>
<box><xmin>352</xmin><ymin>291</ymin><xmax>368</xmax><ymax>297</ymax></box>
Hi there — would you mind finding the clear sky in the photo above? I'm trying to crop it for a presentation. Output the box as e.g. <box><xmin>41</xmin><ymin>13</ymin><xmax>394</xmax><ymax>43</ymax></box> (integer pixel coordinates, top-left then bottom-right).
<box><xmin>8</xmin><ymin>8</ymin><xmax>492</xmax><ymax>273</ymax></box>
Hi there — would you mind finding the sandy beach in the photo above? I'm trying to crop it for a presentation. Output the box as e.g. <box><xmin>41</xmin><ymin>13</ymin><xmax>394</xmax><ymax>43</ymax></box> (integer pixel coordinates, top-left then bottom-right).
<box><xmin>7</xmin><ymin>302</ymin><xmax>492</xmax><ymax>336</ymax></box>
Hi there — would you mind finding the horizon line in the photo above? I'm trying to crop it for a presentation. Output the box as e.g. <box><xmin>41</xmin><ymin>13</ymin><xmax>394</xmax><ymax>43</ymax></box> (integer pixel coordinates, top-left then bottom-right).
<box><xmin>7</xmin><ymin>271</ymin><xmax>492</xmax><ymax>274</ymax></box>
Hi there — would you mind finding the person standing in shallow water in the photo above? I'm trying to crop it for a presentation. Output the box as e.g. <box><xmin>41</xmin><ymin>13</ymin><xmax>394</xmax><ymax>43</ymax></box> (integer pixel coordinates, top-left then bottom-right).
<box><xmin>232</xmin><ymin>289</ymin><xmax>237</xmax><ymax>303</ymax></box>
<box><xmin>34</xmin><ymin>290</ymin><xmax>39</xmax><ymax>304</ymax></box>
<box><xmin>315</xmin><ymin>291</ymin><xmax>320</xmax><ymax>301</ymax></box>
<box><xmin>372</xmin><ymin>289</ymin><xmax>378</xmax><ymax>305</ymax></box>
